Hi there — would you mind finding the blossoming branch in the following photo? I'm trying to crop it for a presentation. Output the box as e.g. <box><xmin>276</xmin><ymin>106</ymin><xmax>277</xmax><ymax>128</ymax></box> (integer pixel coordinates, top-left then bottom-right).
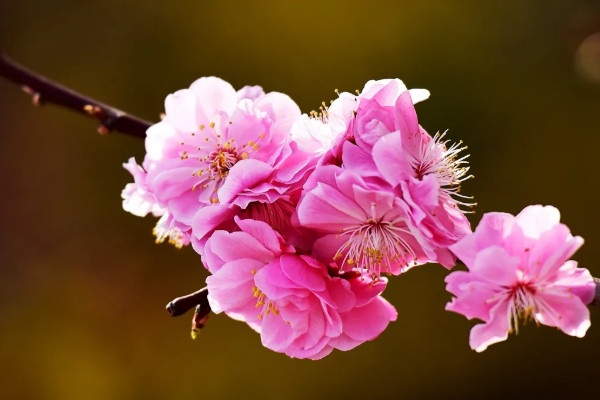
<box><xmin>1</xmin><ymin>51</ymin><xmax>598</xmax><ymax>359</ymax></box>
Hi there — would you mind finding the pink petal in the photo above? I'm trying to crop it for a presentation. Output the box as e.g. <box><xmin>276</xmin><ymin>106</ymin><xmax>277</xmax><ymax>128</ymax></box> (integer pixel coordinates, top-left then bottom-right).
<box><xmin>165</xmin><ymin>89</ymin><xmax>199</xmax><ymax>133</ymax></box>
<box><xmin>450</xmin><ymin>212</ymin><xmax>515</xmax><ymax>268</ymax></box>
<box><xmin>341</xmin><ymin>297</ymin><xmax>396</xmax><ymax>341</ymax></box>
<box><xmin>236</xmin><ymin>217</ymin><xmax>288</xmax><ymax>257</ymax></box>
<box><xmin>254</xmin><ymin>91</ymin><xmax>301</xmax><ymax>139</ymax></box>
<box><xmin>469</xmin><ymin>298</ymin><xmax>511</xmax><ymax>352</ymax></box>
<box><xmin>205</xmin><ymin>230</ymin><xmax>275</xmax><ymax>265</ymax></box>
<box><xmin>188</xmin><ymin>76</ymin><xmax>237</xmax><ymax>120</ymax></box>
<box><xmin>347</xmin><ymin>276</ymin><xmax>388</xmax><ymax>307</ymax></box>
<box><xmin>553</xmin><ymin>261</ymin><xmax>596</xmax><ymax>304</ymax></box>
<box><xmin>280</xmin><ymin>255</ymin><xmax>327</xmax><ymax>292</ymax></box>
<box><xmin>296</xmin><ymin>182</ymin><xmax>364</xmax><ymax>231</ymax></box>
<box><xmin>145</xmin><ymin>121</ymin><xmax>177</xmax><ymax>161</ymax></box>
<box><xmin>445</xmin><ymin>273</ymin><xmax>501</xmax><ymax>321</ymax></box>
<box><xmin>341</xmin><ymin>141</ymin><xmax>379</xmax><ymax>177</ymax></box>
<box><xmin>191</xmin><ymin>204</ymin><xmax>239</xmax><ymax>244</ymax></box>
<box><xmin>206</xmin><ymin>258</ymin><xmax>264</xmax><ymax>313</ymax></box>
<box><xmin>371</xmin><ymin>132</ymin><xmax>414</xmax><ymax>186</ymax></box>
<box><xmin>260</xmin><ymin>313</ymin><xmax>296</xmax><ymax>352</ymax></box>
<box><xmin>533</xmin><ymin>230</ymin><xmax>583</xmax><ymax>282</ymax></box>
<box><xmin>408</xmin><ymin>88</ymin><xmax>430</xmax><ymax>104</ymax></box>
<box><xmin>515</xmin><ymin>205</ymin><xmax>561</xmax><ymax>239</ymax></box>
<box><xmin>394</xmin><ymin>90</ymin><xmax>420</xmax><ymax>138</ymax></box>
<box><xmin>237</xmin><ymin>85</ymin><xmax>264</xmax><ymax>101</ymax></box>
<box><xmin>329</xmin><ymin>334</ymin><xmax>363</xmax><ymax>351</ymax></box>
<box><xmin>254</xmin><ymin>259</ymin><xmax>300</xmax><ymax>299</ymax></box>
<box><xmin>472</xmin><ymin>246</ymin><xmax>519</xmax><ymax>286</ymax></box>
<box><xmin>322</xmin><ymin>277</ymin><xmax>355</xmax><ymax>312</ymax></box>
<box><xmin>218</xmin><ymin>159</ymin><xmax>274</xmax><ymax>204</ymax></box>
<box><xmin>535</xmin><ymin>289</ymin><xmax>592</xmax><ymax>337</ymax></box>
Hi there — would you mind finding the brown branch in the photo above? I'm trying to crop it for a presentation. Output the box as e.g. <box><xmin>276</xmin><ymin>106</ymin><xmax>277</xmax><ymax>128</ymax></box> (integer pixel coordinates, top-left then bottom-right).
<box><xmin>0</xmin><ymin>51</ymin><xmax>152</xmax><ymax>137</ymax></box>
<box><xmin>592</xmin><ymin>277</ymin><xmax>600</xmax><ymax>307</ymax></box>
<box><xmin>166</xmin><ymin>287</ymin><xmax>211</xmax><ymax>338</ymax></box>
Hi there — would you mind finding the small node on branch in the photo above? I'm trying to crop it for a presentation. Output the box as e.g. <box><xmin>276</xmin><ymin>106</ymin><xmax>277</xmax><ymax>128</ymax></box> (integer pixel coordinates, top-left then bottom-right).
<box><xmin>97</xmin><ymin>125</ymin><xmax>111</xmax><ymax>135</ymax></box>
<box><xmin>21</xmin><ymin>86</ymin><xmax>42</xmax><ymax>106</ymax></box>
<box><xmin>83</xmin><ymin>104</ymin><xmax>106</xmax><ymax>119</ymax></box>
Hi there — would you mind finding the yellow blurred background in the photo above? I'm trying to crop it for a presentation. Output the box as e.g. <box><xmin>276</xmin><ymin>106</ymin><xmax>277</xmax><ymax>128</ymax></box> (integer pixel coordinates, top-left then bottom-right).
<box><xmin>1</xmin><ymin>1</ymin><xmax>600</xmax><ymax>399</ymax></box>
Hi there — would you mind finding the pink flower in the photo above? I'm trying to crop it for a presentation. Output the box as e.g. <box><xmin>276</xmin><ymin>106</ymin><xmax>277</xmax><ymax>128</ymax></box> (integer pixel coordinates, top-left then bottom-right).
<box><xmin>204</xmin><ymin>217</ymin><xmax>397</xmax><ymax>359</ymax></box>
<box><xmin>142</xmin><ymin>77</ymin><xmax>302</xmax><ymax>226</ymax></box>
<box><xmin>344</xmin><ymin>82</ymin><xmax>474</xmax><ymax>255</ymax></box>
<box><xmin>296</xmin><ymin>165</ymin><xmax>434</xmax><ymax>276</ymax></box>
<box><xmin>445</xmin><ymin>205</ymin><xmax>596</xmax><ymax>352</ymax></box>
<box><xmin>188</xmin><ymin>144</ymin><xmax>318</xmax><ymax>254</ymax></box>
<box><xmin>295</xmin><ymin>79</ymin><xmax>473</xmax><ymax>273</ymax></box>
<box><xmin>121</xmin><ymin>158</ymin><xmax>190</xmax><ymax>248</ymax></box>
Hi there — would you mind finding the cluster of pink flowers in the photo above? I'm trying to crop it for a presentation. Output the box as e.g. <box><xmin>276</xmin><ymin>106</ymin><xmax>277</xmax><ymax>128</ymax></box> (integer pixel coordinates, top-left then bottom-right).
<box><xmin>122</xmin><ymin>77</ymin><xmax>596</xmax><ymax>358</ymax></box>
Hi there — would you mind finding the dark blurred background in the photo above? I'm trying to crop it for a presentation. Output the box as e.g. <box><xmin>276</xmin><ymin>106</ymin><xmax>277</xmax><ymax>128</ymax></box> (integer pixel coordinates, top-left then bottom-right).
<box><xmin>1</xmin><ymin>1</ymin><xmax>600</xmax><ymax>399</ymax></box>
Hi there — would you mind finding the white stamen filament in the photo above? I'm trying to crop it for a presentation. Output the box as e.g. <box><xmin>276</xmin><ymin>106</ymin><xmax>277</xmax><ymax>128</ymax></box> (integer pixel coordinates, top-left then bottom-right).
<box><xmin>336</xmin><ymin>204</ymin><xmax>417</xmax><ymax>277</ymax></box>
<box><xmin>413</xmin><ymin>130</ymin><xmax>476</xmax><ymax>213</ymax></box>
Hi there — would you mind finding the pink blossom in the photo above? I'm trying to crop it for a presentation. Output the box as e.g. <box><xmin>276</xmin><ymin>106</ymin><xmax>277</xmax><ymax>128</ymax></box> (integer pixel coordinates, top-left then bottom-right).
<box><xmin>296</xmin><ymin>165</ymin><xmax>435</xmax><ymax>276</ymax></box>
<box><xmin>445</xmin><ymin>205</ymin><xmax>595</xmax><ymax>352</ymax></box>
<box><xmin>121</xmin><ymin>158</ymin><xmax>190</xmax><ymax>248</ymax></box>
<box><xmin>295</xmin><ymin>79</ymin><xmax>473</xmax><ymax>273</ymax></box>
<box><xmin>204</xmin><ymin>218</ymin><xmax>397</xmax><ymax>359</ymax></box>
<box><xmin>142</xmin><ymin>77</ymin><xmax>302</xmax><ymax>227</ymax></box>
<box><xmin>188</xmin><ymin>143</ymin><xmax>318</xmax><ymax>254</ymax></box>
<box><xmin>344</xmin><ymin>82</ymin><xmax>474</xmax><ymax>253</ymax></box>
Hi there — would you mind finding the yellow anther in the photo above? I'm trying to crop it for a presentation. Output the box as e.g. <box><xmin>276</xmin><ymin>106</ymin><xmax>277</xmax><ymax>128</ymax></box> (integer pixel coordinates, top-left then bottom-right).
<box><xmin>210</xmin><ymin>122</ymin><xmax>215</xmax><ymax>128</ymax></box>
<box><xmin>242</xmin><ymin>152</ymin><xmax>248</xmax><ymax>159</ymax></box>
<box><xmin>199</xmin><ymin>125</ymin><xmax>205</xmax><ymax>130</ymax></box>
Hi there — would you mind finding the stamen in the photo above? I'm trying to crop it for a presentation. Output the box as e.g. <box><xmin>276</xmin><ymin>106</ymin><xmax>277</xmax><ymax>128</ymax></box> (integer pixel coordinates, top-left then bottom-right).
<box><xmin>335</xmin><ymin>210</ymin><xmax>417</xmax><ymax>277</ymax></box>
<box><xmin>411</xmin><ymin>130</ymin><xmax>475</xmax><ymax>212</ymax></box>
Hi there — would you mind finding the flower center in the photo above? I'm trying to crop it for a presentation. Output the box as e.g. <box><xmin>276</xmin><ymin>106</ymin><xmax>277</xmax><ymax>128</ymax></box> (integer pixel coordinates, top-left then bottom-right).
<box><xmin>413</xmin><ymin>130</ymin><xmax>476</xmax><ymax>212</ymax></box>
<box><xmin>334</xmin><ymin>205</ymin><xmax>416</xmax><ymax>277</ymax></box>
<box><xmin>252</xmin><ymin>285</ymin><xmax>279</xmax><ymax>320</ymax></box>
<box><xmin>207</xmin><ymin>148</ymin><xmax>240</xmax><ymax>179</ymax></box>
<box><xmin>508</xmin><ymin>284</ymin><xmax>539</xmax><ymax>334</ymax></box>
<box><xmin>179</xmin><ymin>122</ymin><xmax>266</xmax><ymax>204</ymax></box>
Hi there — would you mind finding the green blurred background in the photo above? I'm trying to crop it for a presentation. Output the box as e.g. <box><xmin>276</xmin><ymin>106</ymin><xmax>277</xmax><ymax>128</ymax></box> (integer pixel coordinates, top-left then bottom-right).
<box><xmin>1</xmin><ymin>1</ymin><xmax>600</xmax><ymax>399</ymax></box>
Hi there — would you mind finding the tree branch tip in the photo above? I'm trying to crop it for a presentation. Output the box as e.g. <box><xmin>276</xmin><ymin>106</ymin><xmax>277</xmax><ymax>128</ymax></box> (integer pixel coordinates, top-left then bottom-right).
<box><xmin>0</xmin><ymin>52</ymin><xmax>153</xmax><ymax>138</ymax></box>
